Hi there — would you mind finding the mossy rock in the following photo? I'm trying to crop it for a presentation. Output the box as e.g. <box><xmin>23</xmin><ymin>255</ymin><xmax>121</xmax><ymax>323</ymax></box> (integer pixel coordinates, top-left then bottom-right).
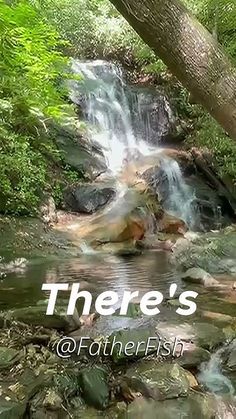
<box><xmin>108</xmin><ymin>327</ymin><xmax>158</xmax><ymax>363</ymax></box>
<box><xmin>177</xmin><ymin>347</ymin><xmax>210</xmax><ymax>369</ymax></box>
<box><xmin>78</xmin><ymin>366</ymin><xmax>109</xmax><ymax>410</ymax></box>
<box><xmin>124</xmin><ymin>361</ymin><xmax>190</xmax><ymax>400</ymax></box>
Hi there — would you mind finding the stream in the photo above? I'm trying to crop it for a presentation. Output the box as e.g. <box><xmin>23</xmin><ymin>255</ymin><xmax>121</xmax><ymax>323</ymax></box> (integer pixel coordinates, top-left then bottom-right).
<box><xmin>0</xmin><ymin>60</ymin><xmax>236</xmax><ymax>418</ymax></box>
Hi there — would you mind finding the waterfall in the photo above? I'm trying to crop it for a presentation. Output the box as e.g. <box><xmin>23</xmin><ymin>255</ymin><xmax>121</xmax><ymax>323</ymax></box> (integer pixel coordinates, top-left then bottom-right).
<box><xmin>69</xmin><ymin>60</ymin><xmax>196</xmax><ymax>227</ymax></box>
<box><xmin>70</xmin><ymin>60</ymin><xmax>154</xmax><ymax>174</ymax></box>
<box><xmin>158</xmin><ymin>157</ymin><xmax>198</xmax><ymax>228</ymax></box>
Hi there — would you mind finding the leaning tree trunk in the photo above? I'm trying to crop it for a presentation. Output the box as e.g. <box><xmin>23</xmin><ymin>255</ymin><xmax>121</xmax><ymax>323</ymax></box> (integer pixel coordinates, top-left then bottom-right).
<box><xmin>109</xmin><ymin>0</ymin><xmax>236</xmax><ymax>140</ymax></box>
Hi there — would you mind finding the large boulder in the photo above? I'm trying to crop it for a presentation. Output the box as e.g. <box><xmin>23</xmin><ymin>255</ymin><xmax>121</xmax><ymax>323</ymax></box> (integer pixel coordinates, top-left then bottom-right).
<box><xmin>64</xmin><ymin>183</ymin><xmax>116</xmax><ymax>214</ymax></box>
<box><xmin>124</xmin><ymin>393</ymin><xmax>218</xmax><ymax>419</ymax></box>
<box><xmin>54</xmin><ymin>125</ymin><xmax>107</xmax><ymax>181</ymax></box>
<box><xmin>129</xmin><ymin>87</ymin><xmax>177</xmax><ymax>145</ymax></box>
<box><xmin>124</xmin><ymin>362</ymin><xmax>190</xmax><ymax>400</ymax></box>
<box><xmin>77</xmin><ymin>188</ymin><xmax>157</xmax><ymax>245</ymax></box>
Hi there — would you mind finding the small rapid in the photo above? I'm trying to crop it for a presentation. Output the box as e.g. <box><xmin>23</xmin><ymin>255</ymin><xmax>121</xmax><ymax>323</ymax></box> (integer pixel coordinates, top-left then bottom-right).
<box><xmin>198</xmin><ymin>345</ymin><xmax>235</xmax><ymax>395</ymax></box>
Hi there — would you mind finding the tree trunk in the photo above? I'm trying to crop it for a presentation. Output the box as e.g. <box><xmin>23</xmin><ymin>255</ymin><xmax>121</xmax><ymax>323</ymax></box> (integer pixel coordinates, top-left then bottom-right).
<box><xmin>109</xmin><ymin>0</ymin><xmax>236</xmax><ymax>140</ymax></box>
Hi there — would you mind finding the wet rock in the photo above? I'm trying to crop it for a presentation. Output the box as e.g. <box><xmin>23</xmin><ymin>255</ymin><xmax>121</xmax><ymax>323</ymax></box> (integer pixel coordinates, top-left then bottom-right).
<box><xmin>64</xmin><ymin>183</ymin><xmax>116</xmax><ymax>214</ymax></box>
<box><xmin>181</xmin><ymin>268</ymin><xmax>219</xmax><ymax>287</ymax></box>
<box><xmin>113</xmin><ymin>302</ymin><xmax>141</xmax><ymax>319</ymax></box>
<box><xmin>124</xmin><ymin>362</ymin><xmax>190</xmax><ymax>400</ymax></box>
<box><xmin>194</xmin><ymin>323</ymin><xmax>225</xmax><ymax>351</ymax></box>
<box><xmin>0</xmin><ymin>347</ymin><xmax>22</xmax><ymax>370</ymax></box>
<box><xmin>185</xmin><ymin>370</ymin><xmax>198</xmax><ymax>388</ymax></box>
<box><xmin>39</xmin><ymin>194</ymin><xmax>58</xmax><ymax>226</ymax></box>
<box><xmin>137</xmin><ymin>234</ymin><xmax>174</xmax><ymax>251</ymax></box>
<box><xmin>129</xmin><ymin>87</ymin><xmax>177</xmax><ymax>145</ymax></box>
<box><xmin>79</xmin><ymin>366</ymin><xmax>109</xmax><ymax>409</ymax></box>
<box><xmin>220</xmin><ymin>339</ymin><xmax>236</xmax><ymax>371</ymax></box>
<box><xmin>108</xmin><ymin>327</ymin><xmax>158</xmax><ymax>362</ymax></box>
<box><xmin>158</xmin><ymin>213</ymin><xmax>187</xmax><ymax>235</ymax></box>
<box><xmin>55</xmin><ymin>125</ymin><xmax>107</xmax><ymax>181</ymax></box>
<box><xmin>78</xmin><ymin>188</ymin><xmax>156</xmax><ymax>245</ymax></box>
<box><xmin>156</xmin><ymin>320</ymin><xmax>225</xmax><ymax>352</ymax></box>
<box><xmin>9</xmin><ymin>304</ymin><xmax>76</xmax><ymax>331</ymax></box>
<box><xmin>124</xmin><ymin>392</ymin><xmax>216</xmax><ymax>419</ymax></box>
<box><xmin>172</xmin><ymin>229</ymin><xmax>236</xmax><ymax>274</ymax></box>
<box><xmin>177</xmin><ymin>347</ymin><xmax>211</xmax><ymax>369</ymax></box>
<box><xmin>98</xmin><ymin>241</ymin><xmax>141</xmax><ymax>255</ymax></box>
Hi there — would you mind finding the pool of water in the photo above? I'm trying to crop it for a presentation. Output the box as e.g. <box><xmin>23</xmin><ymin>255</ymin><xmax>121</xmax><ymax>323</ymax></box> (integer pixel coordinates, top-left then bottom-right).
<box><xmin>0</xmin><ymin>250</ymin><xmax>182</xmax><ymax>311</ymax></box>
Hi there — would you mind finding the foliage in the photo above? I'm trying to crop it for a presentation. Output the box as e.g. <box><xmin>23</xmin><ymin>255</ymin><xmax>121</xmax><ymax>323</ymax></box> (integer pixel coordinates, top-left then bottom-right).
<box><xmin>184</xmin><ymin>0</ymin><xmax>236</xmax><ymax>62</ymax></box>
<box><xmin>186</xmin><ymin>114</ymin><xmax>236</xmax><ymax>184</ymax></box>
<box><xmin>0</xmin><ymin>0</ymin><xmax>76</xmax><ymax>214</ymax></box>
<box><xmin>36</xmin><ymin>0</ymin><xmax>164</xmax><ymax>71</ymax></box>
<box><xmin>38</xmin><ymin>0</ymin><xmax>236</xmax><ymax>72</ymax></box>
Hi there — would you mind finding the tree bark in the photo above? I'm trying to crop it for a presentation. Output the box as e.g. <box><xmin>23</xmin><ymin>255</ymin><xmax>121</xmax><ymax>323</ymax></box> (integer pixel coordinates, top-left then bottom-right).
<box><xmin>109</xmin><ymin>0</ymin><xmax>236</xmax><ymax>140</ymax></box>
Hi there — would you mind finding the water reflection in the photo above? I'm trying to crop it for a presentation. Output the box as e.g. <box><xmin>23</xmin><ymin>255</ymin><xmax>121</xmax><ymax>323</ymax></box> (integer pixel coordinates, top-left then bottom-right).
<box><xmin>0</xmin><ymin>251</ymin><xmax>180</xmax><ymax>311</ymax></box>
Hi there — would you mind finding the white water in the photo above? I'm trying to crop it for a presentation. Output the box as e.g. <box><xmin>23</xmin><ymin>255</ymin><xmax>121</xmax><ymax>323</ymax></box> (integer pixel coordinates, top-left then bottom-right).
<box><xmin>70</xmin><ymin>60</ymin><xmax>196</xmax><ymax>227</ymax></box>
<box><xmin>198</xmin><ymin>345</ymin><xmax>235</xmax><ymax>395</ymax></box>
<box><xmin>70</xmin><ymin>60</ymin><xmax>155</xmax><ymax>173</ymax></box>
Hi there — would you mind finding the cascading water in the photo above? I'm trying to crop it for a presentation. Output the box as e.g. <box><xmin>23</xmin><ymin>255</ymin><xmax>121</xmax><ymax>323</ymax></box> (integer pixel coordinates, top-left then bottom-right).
<box><xmin>70</xmin><ymin>60</ymin><xmax>196</xmax><ymax>227</ymax></box>
<box><xmin>70</xmin><ymin>60</ymin><xmax>154</xmax><ymax>173</ymax></box>
<box><xmin>198</xmin><ymin>345</ymin><xmax>235</xmax><ymax>395</ymax></box>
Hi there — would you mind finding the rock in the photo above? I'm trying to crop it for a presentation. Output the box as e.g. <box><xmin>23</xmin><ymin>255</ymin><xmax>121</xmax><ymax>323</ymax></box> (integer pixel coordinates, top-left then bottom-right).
<box><xmin>177</xmin><ymin>347</ymin><xmax>211</xmax><ymax>369</ymax></box>
<box><xmin>113</xmin><ymin>302</ymin><xmax>142</xmax><ymax>319</ymax></box>
<box><xmin>137</xmin><ymin>234</ymin><xmax>174</xmax><ymax>251</ymax></box>
<box><xmin>194</xmin><ymin>323</ymin><xmax>225</xmax><ymax>351</ymax></box>
<box><xmin>64</xmin><ymin>183</ymin><xmax>116</xmax><ymax>214</ymax></box>
<box><xmin>220</xmin><ymin>339</ymin><xmax>236</xmax><ymax>371</ymax></box>
<box><xmin>124</xmin><ymin>362</ymin><xmax>190</xmax><ymax>400</ymax></box>
<box><xmin>77</xmin><ymin>188</ymin><xmax>157</xmax><ymax>245</ymax></box>
<box><xmin>172</xmin><ymin>229</ymin><xmax>236</xmax><ymax>274</ymax></box>
<box><xmin>39</xmin><ymin>194</ymin><xmax>58</xmax><ymax>226</ymax></box>
<box><xmin>184</xmin><ymin>370</ymin><xmax>198</xmax><ymax>388</ymax></box>
<box><xmin>181</xmin><ymin>268</ymin><xmax>219</xmax><ymax>287</ymax></box>
<box><xmin>108</xmin><ymin>327</ymin><xmax>158</xmax><ymax>363</ymax></box>
<box><xmin>124</xmin><ymin>392</ymin><xmax>216</xmax><ymax>419</ymax></box>
<box><xmin>129</xmin><ymin>87</ymin><xmax>177</xmax><ymax>145</ymax></box>
<box><xmin>9</xmin><ymin>304</ymin><xmax>76</xmax><ymax>331</ymax></box>
<box><xmin>158</xmin><ymin>213</ymin><xmax>187</xmax><ymax>235</ymax></box>
<box><xmin>79</xmin><ymin>366</ymin><xmax>109</xmax><ymax>409</ymax></box>
<box><xmin>98</xmin><ymin>241</ymin><xmax>141</xmax><ymax>255</ymax></box>
<box><xmin>227</xmin><ymin>348</ymin><xmax>236</xmax><ymax>371</ymax></box>
<box><xmin>54</xmin><ymin>125</ymin><xmax>107</xmax><ymax>181</ymax></box>
<box><xmin>156</xmin><ymin>320</ymin><xmax>225</xmax><ymax>352</ymax></box>
<box><xmin>0</xmin><ymin>347</ymin><xmax>22</xmax><ymax>370</ymax></box>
